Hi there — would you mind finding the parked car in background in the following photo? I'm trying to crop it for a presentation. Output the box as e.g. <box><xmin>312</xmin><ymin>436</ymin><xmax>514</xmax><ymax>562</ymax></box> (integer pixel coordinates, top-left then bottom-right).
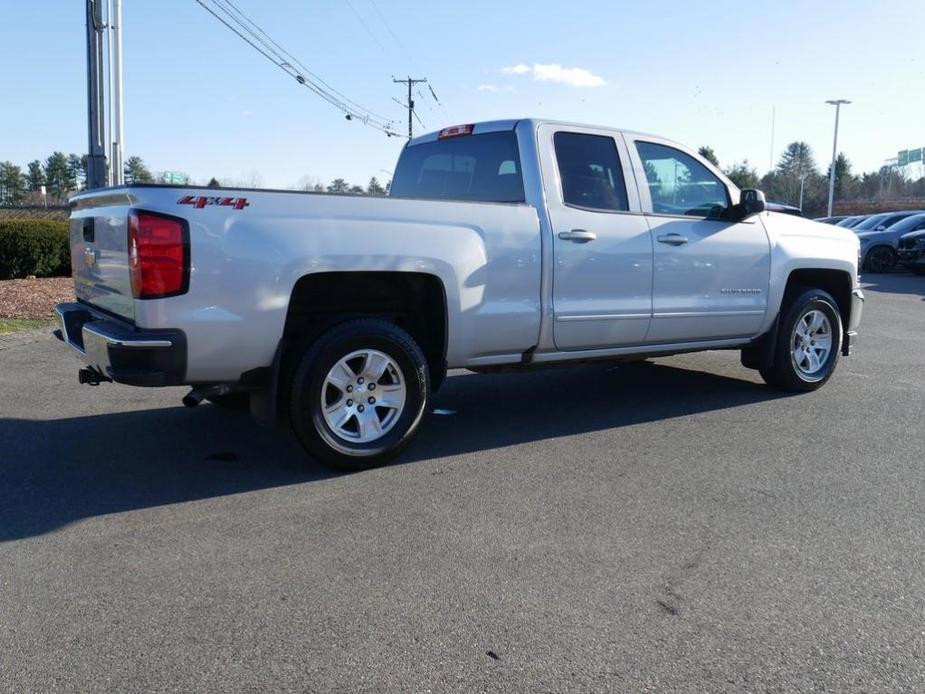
<box><xmin>852</xmin><ymin>210</ymin><xmax>925</xmax><ymax>235</ymax></box>
<box><xmin>858</xmin><ymin>212</ymin><xmax>925</xmax><ymax>273</ymax></box>
<box><xmin>898</xmin><ymin>224</ymin><xmax>925</xmax><ymax>275</ymax></box>
<box><xmin>815</xmin><ymin>215</ymin><xmax>849</xmax><ymax>225</ymax></box>
<box><xmin>836</xmin><ymin>215</ymin><xmax>868</xmax><ymax>228</ymax></box>
<box><xmin>766</xmin><ymin>201</ymin><xmax>803</xmax><ymax>216</ymax></box>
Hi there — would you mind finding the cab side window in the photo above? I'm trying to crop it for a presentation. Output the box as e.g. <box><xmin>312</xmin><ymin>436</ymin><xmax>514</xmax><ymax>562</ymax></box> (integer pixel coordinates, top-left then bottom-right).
<box><xmin>635</xmin><ymin>141</ymin><xmax>729</xmax><ymax>218</ymax></box>
<box><xmin>554</xmin><ymin>132</ymin><xmax>629</xmax><ymax>212</ymax></box>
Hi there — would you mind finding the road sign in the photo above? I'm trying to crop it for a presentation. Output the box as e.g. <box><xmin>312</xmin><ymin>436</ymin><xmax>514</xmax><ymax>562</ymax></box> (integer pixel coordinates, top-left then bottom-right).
<box><xmin>898</xmin><ymin>150</ymin><xmax>909</xmax><ymax>166</ymax></box>
<box><xmin>160</xmin><ymin>171</ymin><xmax>189</xmax><ymax>185</ymax></box>
<box><xmin>909</xmin><ymin>148</ymin><xmax>923</xmax><ymax>163</ymax></box>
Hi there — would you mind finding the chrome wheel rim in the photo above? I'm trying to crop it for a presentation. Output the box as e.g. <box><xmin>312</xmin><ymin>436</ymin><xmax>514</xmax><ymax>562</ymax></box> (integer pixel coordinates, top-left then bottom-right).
<box><xmin>790</xmin><ymin>309</ymin><xmax>833</xmax><ymax>380</ymax></box>
<box><xmin>321</xmin><ymin>349</ymin><xmax>406</xmax><ymax>443</ymax></box>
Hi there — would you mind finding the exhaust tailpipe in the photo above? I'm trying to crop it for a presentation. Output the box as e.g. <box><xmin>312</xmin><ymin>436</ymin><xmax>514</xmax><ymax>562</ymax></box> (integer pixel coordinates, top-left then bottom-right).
<box><xmin>183</xmin><ymin>384</ymin><xmax>233</xmax><ymax>408</ymax></box>
<box><xmin>182</xmin><ymin>389</ymin><xmax>205</xmax><ymax>408</ymax></box>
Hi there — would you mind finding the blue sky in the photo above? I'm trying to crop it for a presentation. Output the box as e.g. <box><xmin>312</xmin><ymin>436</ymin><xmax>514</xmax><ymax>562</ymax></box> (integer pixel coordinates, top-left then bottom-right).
<box><xmin>1</xmin><ymin>0</ymin><xmax>922</xmax><ymax>188</ymax></box>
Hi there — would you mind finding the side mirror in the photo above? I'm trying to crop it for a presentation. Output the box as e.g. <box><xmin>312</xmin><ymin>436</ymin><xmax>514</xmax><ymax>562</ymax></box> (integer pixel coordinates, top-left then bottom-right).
<box><xmin>740</xmin><ymin>189</ymin><xmax>766</xmax><ymax>216</ymax></box>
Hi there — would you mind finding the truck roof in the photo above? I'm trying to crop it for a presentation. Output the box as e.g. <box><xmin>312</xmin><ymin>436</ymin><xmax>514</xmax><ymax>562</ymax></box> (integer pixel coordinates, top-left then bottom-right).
<box><xmin>407</xmin><ymin>117</ymin><xmax>669</xmax><ymax>149</ymax></box>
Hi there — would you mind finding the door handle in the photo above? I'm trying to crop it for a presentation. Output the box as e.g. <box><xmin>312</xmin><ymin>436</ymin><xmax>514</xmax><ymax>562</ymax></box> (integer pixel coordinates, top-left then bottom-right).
<box><xmin>558</xmin><ymin>229</ymin><xmax>597</xmax><ymax>242</ymax></box>
<box><xmin>657</xmin><ymin>233</ymin><xmax>689</xmax><ymax>246</ymax></box>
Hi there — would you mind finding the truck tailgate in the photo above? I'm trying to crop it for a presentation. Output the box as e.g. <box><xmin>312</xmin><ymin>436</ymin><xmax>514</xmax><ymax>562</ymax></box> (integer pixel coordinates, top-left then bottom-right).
<box><xmin>70</xmin><ymin>195</ymin><xmax>135</xmax><ymax>321</ymax></box>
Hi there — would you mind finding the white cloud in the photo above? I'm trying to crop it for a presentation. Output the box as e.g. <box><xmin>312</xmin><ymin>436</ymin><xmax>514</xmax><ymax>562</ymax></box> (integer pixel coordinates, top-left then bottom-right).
<box><xmin>501</xmin><ymin>64</ymin><xmax>532</xmax><ymax>76</ymax></box>
<box><xmin>477</xmin><ymin>84</ymin><xmax>513</xmax><ymax>93</ymax></box>
<box><xmin>501</xmin><ymin>63</ymin><xmax>605</xmax><ymax>88</ymax></box>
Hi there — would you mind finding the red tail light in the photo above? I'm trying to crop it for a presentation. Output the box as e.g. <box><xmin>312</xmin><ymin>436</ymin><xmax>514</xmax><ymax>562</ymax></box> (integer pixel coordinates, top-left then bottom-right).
<box><xmin>128</xmin><ymin>210</ymin><xmax>189</xmax><ymax>299</ymax></box>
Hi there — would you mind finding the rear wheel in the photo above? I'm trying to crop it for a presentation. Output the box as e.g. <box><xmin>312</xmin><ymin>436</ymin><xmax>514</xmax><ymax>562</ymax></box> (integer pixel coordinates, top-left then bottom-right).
<box><xmin>289</xmin><ymin>319</ymin><xmax>429</xmax><ymax>470</ymax></box>
<box><xmin>759</xmin><ymin>287</ymin><xmax>842</xmax><ymax>392</ymax></box>
<box><xmin>864</xmin><ymin>246</ymin><xmax>896</xmax><ymax>273</ymax></box>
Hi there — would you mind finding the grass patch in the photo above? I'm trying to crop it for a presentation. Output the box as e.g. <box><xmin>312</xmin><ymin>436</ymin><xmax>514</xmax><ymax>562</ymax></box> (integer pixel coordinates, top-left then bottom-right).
<box><xmin>0</xmin><ymin>317</ymin><xmax>55</xmax><ymax>335</ymax></box>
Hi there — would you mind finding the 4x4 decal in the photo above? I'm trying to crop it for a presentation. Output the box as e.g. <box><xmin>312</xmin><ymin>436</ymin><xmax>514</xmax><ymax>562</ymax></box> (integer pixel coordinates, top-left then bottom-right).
<box><xmin>178</xmin><ymin>195</ymin><xmax>250</xmax><ymax>210</ymax></box>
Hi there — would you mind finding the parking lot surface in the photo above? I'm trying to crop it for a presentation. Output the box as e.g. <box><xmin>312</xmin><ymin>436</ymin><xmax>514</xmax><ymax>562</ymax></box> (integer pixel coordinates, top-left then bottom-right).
<box><xmin>2</xmin><ymin>274</ymin><xmax>923</xmax><ymax>693</ymax></box>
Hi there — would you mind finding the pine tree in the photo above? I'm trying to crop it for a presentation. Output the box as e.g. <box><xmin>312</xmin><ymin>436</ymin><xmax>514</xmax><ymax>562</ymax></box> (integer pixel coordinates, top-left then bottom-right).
<box><xmin>366</xmin><ymin>177</ymin><xmax>386</xmax><ymax>196</ymax></box>
<box><xmin>44</xmin><ymin>151</ymin><xmax>71</xmax><ymax>200</ymax></box>
<box><xmin>327</xmin><ymin>178</ymin><xmax>349</xmax><ymax>194</ymax></box>
<box><xmin>26</xmin><ymin>160</ymin><xmax>44</xmax><ymax>191</ymax></box>
<box><xmin>0</xmin><ymin>162</ymin><xmax>27</xmax><ymax>204</ymax></box>
<box><xmin>698</xmin><ymin>146</ymin><xmax>719</xmax><ymax>167</ymax></box>
<box><xmin>124</xmin><ymin>156</ymin><xmax>154</xmax><ymax>184</ymax></box>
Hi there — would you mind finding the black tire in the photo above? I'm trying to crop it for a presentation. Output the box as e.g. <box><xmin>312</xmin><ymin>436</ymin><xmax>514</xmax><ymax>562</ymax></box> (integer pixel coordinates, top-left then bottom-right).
<box><xmin>863</xmin><ymin>246</ymin><xmax>896</xmax><ymax>274</ymax></box>
<box><xmin>289</xmin><ymin>318</ymin><xmax>429</xmax><ymax>471</ymax></box>
<box><xmin>206</xmin><ymin>392</ymin><xmax>251</xmax><ymax>410</ymax></box>
<box><xmin>759</xmin><ymin>287</ymin><xmax>842</xmax><ymax>392</ymax></box>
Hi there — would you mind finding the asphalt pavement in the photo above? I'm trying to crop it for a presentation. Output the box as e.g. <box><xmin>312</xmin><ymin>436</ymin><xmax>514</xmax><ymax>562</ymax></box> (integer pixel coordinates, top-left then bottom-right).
<box><xmin>1</xmin><ymin>274</ymin><xmax>923</xmax><ymax>693</ymax></box>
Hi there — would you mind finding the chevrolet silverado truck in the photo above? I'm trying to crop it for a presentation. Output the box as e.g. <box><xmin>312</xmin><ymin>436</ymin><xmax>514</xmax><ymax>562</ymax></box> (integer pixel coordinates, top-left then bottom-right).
<box><xmin>56</xmin><ymin>119</ymin><xmax>864</xmax><ymax>469</ymax></box>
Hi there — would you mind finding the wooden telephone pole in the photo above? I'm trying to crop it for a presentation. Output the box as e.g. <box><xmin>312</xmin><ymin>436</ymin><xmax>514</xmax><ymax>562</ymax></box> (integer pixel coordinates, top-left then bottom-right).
<box><xmin>392</xmin><ymin>76</ymin><xmax>427</xmax><ymax>140</ymax></box>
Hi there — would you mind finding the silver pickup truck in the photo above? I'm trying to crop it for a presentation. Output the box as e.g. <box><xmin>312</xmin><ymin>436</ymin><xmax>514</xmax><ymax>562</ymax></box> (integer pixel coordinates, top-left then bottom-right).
<box><xmin>57</xmin><ymin>118</ymin><xmax>863</xmax><ymax>469</ymax></box>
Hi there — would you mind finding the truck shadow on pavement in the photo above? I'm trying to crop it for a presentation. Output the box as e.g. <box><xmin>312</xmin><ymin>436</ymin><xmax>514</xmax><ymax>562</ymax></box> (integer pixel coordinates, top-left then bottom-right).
<box><xmin>862</xmin><ymin>272</ymin><xmax>925</xmax><ymax>298</ymax></box>
<box><xmin>0</xmin><ymin>361</ymin><xmax>788</xmax><ymax>543</ymax></box>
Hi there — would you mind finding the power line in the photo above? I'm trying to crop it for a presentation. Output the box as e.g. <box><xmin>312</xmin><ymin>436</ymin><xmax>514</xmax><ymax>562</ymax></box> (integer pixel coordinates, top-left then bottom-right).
<box><xmin>358</xmin><ymin>0</ymin><xmax>450</xmax><ymax>121</ymax></box>
<box><xmin>365</xmin><ymin>0</ymin><xmax>415</xmax><ymax>68</ymax></box>
<box><xmin>342</xmin><ymin>0</ymin><xmax>389</xmax><ymax>54</ymax></box>
<box><xmin>203</xmin><ymin>0</ymin><xmax>394</xmax><ymax>128</ymax></box>
<box><xmin>212</xmin><ymin>0</ymin><xmax>393</xmax><ymax>123</ymax></box>
<box><xmin>193</xmin><ymin>0</ymin><xmax>399</xmax><ymax>136</ymax></box>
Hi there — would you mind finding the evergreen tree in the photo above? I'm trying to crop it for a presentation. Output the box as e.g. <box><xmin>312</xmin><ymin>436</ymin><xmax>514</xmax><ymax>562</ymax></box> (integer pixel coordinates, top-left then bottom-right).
<box><xmin>26</xmin><ymin>160</ymin><xmax>45</xmax><ymax>191</ymax></box>
<box><xmin>698</xmin><ymin>146</ymin><xmax>719</xmax><ymax>167</ymax></box>
<box><xmin>124</xmin><ymin>156</ymin><xmax>154</xmax><ymax>184</ymax></box>
<box><xmin>327</xmin><ymin>178</ymin><xmax>349</xmax><ymax>194</ymax></box>
<box><xmin>44</xmin><ymin>151</ymin><xmax>71</xmax><ymax>200</ymax></box>
<box><xmin>724</xmin><ymin>160</ymin><xmax>759</xmax><ymax>190</ymax></box>
<box><xmin>366</xmin><ymin>176</ymin><xmax>386</xmax><ymax>196</ymax></box>
<box><xmin>826</xmin><ymin>153</ymin><xmax>854</xmax><ymax>197</ymax></box>
<box><xmin>67</xmin><ymin>154</ymin><xmax>86</xmax><ymax>191</ymax></box>
<box><xmin>0</xmin><ymin>162</ymin><xmax>27</xmax><ymax>204</ymax></box>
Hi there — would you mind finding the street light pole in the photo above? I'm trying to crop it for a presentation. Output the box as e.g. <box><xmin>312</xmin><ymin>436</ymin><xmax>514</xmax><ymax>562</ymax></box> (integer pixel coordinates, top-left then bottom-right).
<box><xmin>111</xmin><ymin>0</ymin><xmax>124</xmax><ymax>185</ymax></box>
<box><xmin>825</xmin><ymin>99</ymin><xmax>850</xmax><ymax>217</ymax></box>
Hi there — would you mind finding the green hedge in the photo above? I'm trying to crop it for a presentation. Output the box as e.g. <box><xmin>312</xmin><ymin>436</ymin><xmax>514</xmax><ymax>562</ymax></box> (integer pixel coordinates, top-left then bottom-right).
<box><xmin>0</xmin><ymin>219</ymin><xmax>71</xmax><ymax>280</ymax></box>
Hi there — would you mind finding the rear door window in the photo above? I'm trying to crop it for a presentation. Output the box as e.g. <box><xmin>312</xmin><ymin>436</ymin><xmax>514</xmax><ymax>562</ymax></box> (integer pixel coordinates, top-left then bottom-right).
<box><xmin>554</xmin><ymin>132</ymin><xmax>629</xmax><ymax>212</ymax></box>
<box><xmin>390</xmin><ymin>131</ymin><xmax>525</xmax><ymax>203</ymax></box>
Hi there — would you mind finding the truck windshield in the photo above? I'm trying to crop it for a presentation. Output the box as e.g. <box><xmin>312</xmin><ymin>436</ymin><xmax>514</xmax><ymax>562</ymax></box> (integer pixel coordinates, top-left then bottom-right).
<box><xmin>390</xmin><ymin>131</ymin><xmax>525</xmax><ymax>203</ymax></box>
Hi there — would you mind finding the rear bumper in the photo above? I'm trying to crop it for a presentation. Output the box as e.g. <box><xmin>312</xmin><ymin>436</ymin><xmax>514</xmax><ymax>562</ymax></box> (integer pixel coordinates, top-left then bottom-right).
<box><xmin>54</xmin><ymin>302</ymin><xmax>187</xmax><ymax>387</ymax></box>
<box><xmin>844</xmin><ymin>287</ymin><xmax>864</xmax><ymax>355</ymax></box>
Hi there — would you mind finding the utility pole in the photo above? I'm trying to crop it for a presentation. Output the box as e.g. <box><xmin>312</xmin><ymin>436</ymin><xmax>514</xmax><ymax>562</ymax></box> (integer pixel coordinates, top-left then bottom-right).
<box><xmin>86</xmin><ymin>0</ymin><xmax>107</xmax><ymax>189</ymax></box>
<box><xmin>825</xmin><ymin>99</ymin><xmax>851</xmax><ymax>217</ymax></box>
<box><xmin>393</xmin><ymin>76</ymin><xmax>427</xmax><ymax>140</ymax></box>
<box><xmin>111</xmin><ymin>0</ymin><xmax>124</xmax><ymax>185</ymax></box>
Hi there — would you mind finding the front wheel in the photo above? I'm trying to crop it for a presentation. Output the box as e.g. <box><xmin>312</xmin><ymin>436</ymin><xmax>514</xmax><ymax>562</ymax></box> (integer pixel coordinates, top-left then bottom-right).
<box><xmin>759</xmin><ymin>287</ymin><xmax>842</xmax><ymax>392</ymax></box>
<box><xmin>289</xmin><ymin>318</ymin><xmax>429</xmax><ymax>471</ymax></box>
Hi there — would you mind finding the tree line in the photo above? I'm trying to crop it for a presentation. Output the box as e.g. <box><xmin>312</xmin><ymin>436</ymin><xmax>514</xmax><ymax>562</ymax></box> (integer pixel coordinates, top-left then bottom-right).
<box><xmin>698</xmin><ymin>144</ymin><xmax>925</xmax><ymax>217</ymax></box>
<box><xmin>0</xmin><ymin>153</ymin><xmax>154</xmax><ymax>204</ymax></box>
<box><xmin>0</xmin><ymin>152</ymin><xmax>390</xmax><ymax>205</ymax></box>
<box><xmin>5</xmin><ymin>146</ymin><xmax>923</xmax><ymax>215</ymax></box>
